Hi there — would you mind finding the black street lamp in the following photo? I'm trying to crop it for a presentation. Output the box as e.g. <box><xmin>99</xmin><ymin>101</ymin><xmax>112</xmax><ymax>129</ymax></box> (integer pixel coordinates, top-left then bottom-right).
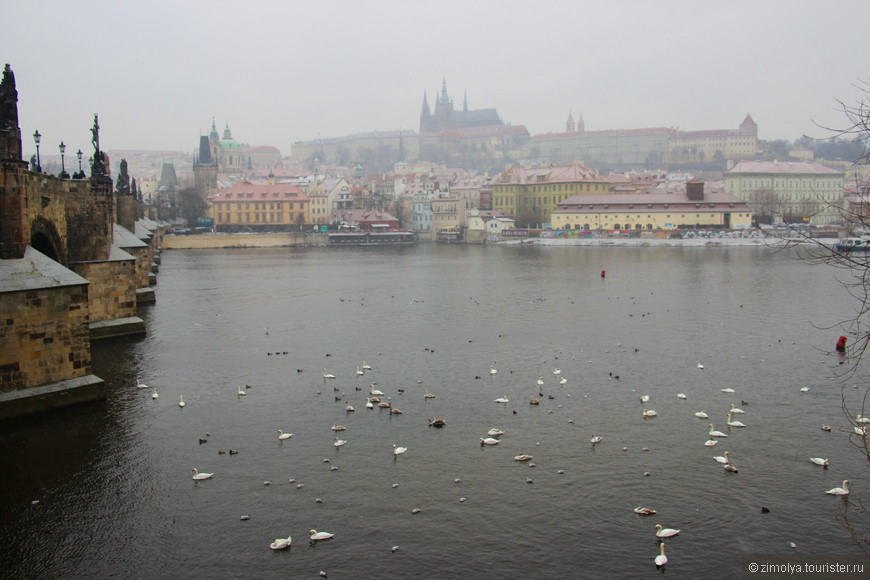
<box><xmin>33</xmin><ymin>129</ymin><xmax>41</xmax><ymax>172</ymax></box>
<box><xmin>76</xmin><ymin>149</ymin><xmax>83</xmax><ymax>177</ymax></box>
<box><xmin>59</xmin><ymin>141</ymin><xmax>69</xmax><ymax>178</ymax></box>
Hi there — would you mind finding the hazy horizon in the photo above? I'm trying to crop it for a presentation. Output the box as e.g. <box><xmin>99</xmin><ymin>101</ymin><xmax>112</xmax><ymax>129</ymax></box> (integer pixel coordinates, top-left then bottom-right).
<box><xmin>2</xmin><ymin>0</ymin><xmax>868</xmax><ymax>159</ymax></box>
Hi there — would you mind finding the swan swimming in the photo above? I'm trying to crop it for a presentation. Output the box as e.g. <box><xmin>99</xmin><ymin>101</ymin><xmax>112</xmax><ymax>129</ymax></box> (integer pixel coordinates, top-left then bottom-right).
<box><xmin>704</xmin><ymin>439</ymin><xmax>718</xmax><ymax>447</ymax></box>
<box><xmin>694</xmin><ymin>411</ymin><xmax>709</xmax><ymax>419</ymax></box>
<box><xmin>726</xmin><ymin>413</ymin><xmax>747</xmax><ymax>428</ymax></box>
<box><xmin>136</xmin><ymin>378</ymin><xmax>148</xmax><ymax>389</ymax></box>
<box><xmin>708</xmin><ymin>424</ymin><xmax>728</xmax><ymax>438</ymax></box>
<box><xmin>590</xmin><ymin>435</ymin><xmax>603</xmax><ymax>444</ymax></box>
<box><xmin>729</xmin><ymin>404</ymin><xmax>746</xmax><ymax>414</ymax></box>
<box><xmin>480</xmin><ymin>437</ymin><xmax>500</xmax><ymax>445</ymax></box>
<box><xmin>655</xmin><ymin>542</ymin><xmax>667</xmax><ymax>566</ymax></box>
<box><xmin>487</xmin><ymin>428</ymin><xmax>504</xmax><ymax>437</ymax></box>
<box><xmin>191</xmin><ymin>468</ymin><xmax>213</xmax><ymax>480</ymax></box>
<box><xmin>639</xmin><ymin>395</ymin><xmax>650</xmax><ymax>403</ymax></box>
<box><xmin>634</xmin><ymin>506</ymin><xmax>656</xmax><ymax>515</ymax></box>
<box><xmin>676</xmin><ymin>393</ymin><xmax>687</xmax><ymax>400</ymax></box>
<box><xmin>655</xmin><ymin>524</ymin><xmax>680</xmax><ymax>538</ymax></box>
<box><xmin>333</xmin><ymin>439</ymin><xmax>347</xmax><ymax>447</ymax></box>
<box><xmin>393</xmin><ymin>444</ymin><xmax>407</xmax><ymax>455</ymax></box>
<box><xmin>236</xmin><ymin>385</ymin><xmax>246</xmax><ymax>396</ymax></box>
<box><xmin>178</xmin><ymin>395</ymin><xmax>185</xmax><ymax>407</ymax></box>
<box><xmin>494</xmin><ymin>396</ymin><xmax>509</xmax><ymax>404</ymax></box>
<box><xmin>323</xmin><ymin>369</ymin><xmax>336</xmax><ymax>379</ymax></box>
<box><xmin>713</xmin><ymin>451</ymin><xmax>731</xmax><ymax>464</ymax></box>
<box><xmin>270</xmin><ymin>536</ymin><xmax>291</xmax><ymax>550</ymax></box>
<box><xmin>810</xmin><ymin>457</ymin><xmax>829</xmax><ymax>467</ymax></box>
<box><xmin>825</xmin><ymin>480</ymin><xmax>850</xmax><ymax>495</ymax></box>
<box><xmin>309</xmin><ymin>529</ymin><xmax>334</xmax><ymax>541</ymax></box>
<box><xmin>151</xmin><ymin>389</ymin><xmax>159</xmax><ymax>399</ymax></box>
<box><xmin>278</xmin><ymin>430</ymin><xmax>293</xmax><ymax>440</ymax></box>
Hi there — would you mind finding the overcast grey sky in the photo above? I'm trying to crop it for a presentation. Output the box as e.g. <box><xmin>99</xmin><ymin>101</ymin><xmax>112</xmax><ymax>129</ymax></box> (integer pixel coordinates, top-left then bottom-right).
<box><xmin>2</xmin><ymin>0</ymin><xmax>868</xmax><ymax>159</ymax></box>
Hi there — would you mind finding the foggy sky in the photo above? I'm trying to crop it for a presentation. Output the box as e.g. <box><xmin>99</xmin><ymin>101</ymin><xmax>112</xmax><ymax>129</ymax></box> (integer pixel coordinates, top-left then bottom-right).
<box><xmin>2</xmin><ymin>0</ymin><xmax>868</xmax><ymax>160</ymax></box>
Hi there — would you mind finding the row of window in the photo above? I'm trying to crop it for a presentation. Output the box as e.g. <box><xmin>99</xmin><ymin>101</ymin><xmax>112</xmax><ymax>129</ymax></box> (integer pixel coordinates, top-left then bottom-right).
<box><xmin>216</xmin><ymin>212</ymin><xmax>303</xmax><ymax>223</ymax></box>
<box><xmin>215</xmin><ymin>202</ymin><xmax>301</xmax><ymax>211</ymax></box>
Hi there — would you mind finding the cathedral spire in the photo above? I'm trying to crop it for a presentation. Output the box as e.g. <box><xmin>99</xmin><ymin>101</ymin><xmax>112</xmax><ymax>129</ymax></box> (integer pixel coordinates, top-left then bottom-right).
<box><xmin>438</xmin><ymin>78</ymin><xmax>450</xmax><ymax>104</ymax></box>
<box><xmin>566</xmin><ymin>111</ymin><xmax>575</xmax><ymax>133</ymax></box>
<box><xmin>463</xmin><ymin>91</ymin><xmax>468</xmax><ymax>112</ymax></box>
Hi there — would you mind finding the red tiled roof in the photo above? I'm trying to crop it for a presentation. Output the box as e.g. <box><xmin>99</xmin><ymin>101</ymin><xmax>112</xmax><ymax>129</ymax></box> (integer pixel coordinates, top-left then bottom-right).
<box><xmin>212</xmin><ymin>180</ymin><xmax>308</xmax><ymax>202</ymax></box>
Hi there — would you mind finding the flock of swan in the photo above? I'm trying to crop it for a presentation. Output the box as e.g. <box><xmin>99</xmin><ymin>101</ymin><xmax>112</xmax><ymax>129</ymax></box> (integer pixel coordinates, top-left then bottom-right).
<box><xmin>139</xmin><ymin>346</ymin><xmax>857</xmax><ymax>570</ymax></box>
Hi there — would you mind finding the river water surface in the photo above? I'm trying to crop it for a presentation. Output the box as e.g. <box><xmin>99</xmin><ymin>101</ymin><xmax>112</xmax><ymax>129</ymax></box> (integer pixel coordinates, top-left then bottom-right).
<box><xmin>1</xmin><ymin>243</ymin><xmax>869</xmax><ymax>579</ymax></box>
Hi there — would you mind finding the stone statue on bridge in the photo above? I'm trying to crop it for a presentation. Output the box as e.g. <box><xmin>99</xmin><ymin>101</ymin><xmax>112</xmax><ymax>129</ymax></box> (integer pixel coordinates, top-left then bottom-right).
<box><xmin>1</xmin><ymin>64</ymin><xmax>18</xmax><ymax>130</ymax></box>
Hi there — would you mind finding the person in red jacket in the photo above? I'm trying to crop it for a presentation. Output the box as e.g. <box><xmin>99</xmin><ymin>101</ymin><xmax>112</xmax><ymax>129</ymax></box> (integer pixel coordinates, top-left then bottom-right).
<box><xmin>836</xmin><ymin>336</ymin><xmax>848</xmax><ymax>353</ymax></box>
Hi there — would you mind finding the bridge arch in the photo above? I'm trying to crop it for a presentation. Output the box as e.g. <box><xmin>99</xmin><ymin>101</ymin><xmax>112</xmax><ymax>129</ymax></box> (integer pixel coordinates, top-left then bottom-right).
<box><xmin>30</xmin><ymin>216</ymin><xmax>66</xmax><ymax>266</ymax></box>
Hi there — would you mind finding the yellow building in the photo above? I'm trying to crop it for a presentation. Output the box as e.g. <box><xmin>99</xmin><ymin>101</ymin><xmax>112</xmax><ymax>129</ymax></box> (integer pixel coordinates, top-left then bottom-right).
<box><xmin>212</xmin><ymin>180</ymin><xmax>309</xmax><ymax>232</ymax></box>
<box><xmin>552</xmin><ymin>180</ymin><xmax>752</xmax><ymax>231</ymax></box>
<box><xmin>668</xmin><ymin>115</ymin><xmax>759</xmax><ymax>163</ymax></box>
<box><xmin>492</xmin><ymin>163</ymin><xmax>609</xmax><ymax>227</ymax></box>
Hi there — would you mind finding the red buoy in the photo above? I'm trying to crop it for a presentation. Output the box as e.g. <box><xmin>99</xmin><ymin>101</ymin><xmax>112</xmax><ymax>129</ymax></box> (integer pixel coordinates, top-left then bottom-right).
<box><xmin>836</xmin><ymin>336</ymin><xmax>847</xmax><ymax>352</ymax></box>
<box><xmin>600</xmin><ymin>270</ymin><xmax>606</xmax><ymax>278</ymax></box>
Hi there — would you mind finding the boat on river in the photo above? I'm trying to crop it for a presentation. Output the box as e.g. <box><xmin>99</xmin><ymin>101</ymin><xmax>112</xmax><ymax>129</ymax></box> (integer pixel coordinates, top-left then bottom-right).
<box><xmin>835</xmin><ymin>237</ymin><xmax>870</xmax><ymax>252</ymax></box>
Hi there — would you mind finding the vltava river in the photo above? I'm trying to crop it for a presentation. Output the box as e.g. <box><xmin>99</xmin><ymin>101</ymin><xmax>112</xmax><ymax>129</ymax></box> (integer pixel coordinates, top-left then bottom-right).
<box><xmin>1</xmin><ymin>243</ymin><xmax>868</xmax><ymax>579</ymax></box>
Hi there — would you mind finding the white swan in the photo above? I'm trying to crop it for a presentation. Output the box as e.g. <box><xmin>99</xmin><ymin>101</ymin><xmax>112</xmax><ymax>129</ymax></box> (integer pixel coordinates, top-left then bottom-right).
<box><xmin>365</xmin><ymin>398</ymin><xmax>374</xmax><ymax>409</ymax></box>
<box><xmin>323</xmin><ymin>369</ymin><xmax>335</xmax><ymax>379</ymax></box>
<box><xmin>136</xmin><ymin>378</ymin><xmax>148</xmax><ymax>389</ymax></box>
<box><xmin>480</xmin><ymin>437</ymin><xmax>500</xmax><ymax>445</ymax></box>
<box><xmin>536</xmin><ymin>377</ymin><xmax>544</xmax><ymax>386</ymax></box>
<box><xmin>590</xmin><ymin>434</ymin><xmax>603</xmax><ymax>444</ymax></box>
<box><xmin>655</xmin><ymin>524</ymin><xmax>680</xmax><ymax>538</ymax></box>
<box><xmin>191</xmin><ymin>468</ymin><xmax>213</xmax><ymax>480</ymax></box>
<box><xmin>642</xmin><ymin>409</ymin><xmax>657</xmax><ymax>417</ymax></box>
<box><xmin>676</xmin><ymin>393</ymin><xmax>687</xmax><ymax>400</ymax></box>
<box><xmin>355</xmin><ymin>366</ymin><xmax>364</xmax><ymax>376</ymax></box>
<box><xmin>331</xmin><ymin>425</ymin><xmax>346</xmax><ymax>431</ymax></box>
<box><xmin>369</xmin><ymin>385</ymin><xmax>385</xmax><ymax>396</ymax></box>
<box><xmin>639</xmin><ymin>395</ymin><xmax>650</xmax><ymax>403</ymax></box>
<box><xmin>278</xmin><ymin>430</ymin><xmax>293</xmax><ymax>440</ymax></box>
<box><xmin>857</xmin><ymin>415</ymin><xmax>870</xmax><ymax>424</ymax></box>
<box><xmin>559</xmin><ymin>377</ymin><xmax>567</xmax><ymax>385</ymax></box>
<box><xmin>490</xmin><ymin>367</ymin><xmax>497</xmax><ymax>375</ymax></box>
<box><xmin>361</xmin><ymin>361</ymin><xmax>372</xmax><ymax>371</ymax></box>
<box><xmin>487</xmin><ymin>428</ymin><xmax>504</xmax><ymax>437</ymax></box>
<box><xmin>270</xmin><ymin>536</ymin><xmax>291</xmax><ymax>550</ymax></box>
<box><xmin>721</xmin><ymin>387</ymin><xmax>735</xmax><ymax>393</ymax></box>
<box><xmin>151</xmin><ymin>389</ymin><xmax>159</xmax><ymax>399</ymax></box>
<box><xmin>553</xmin><ymin>368</ymin><xmax>561</xmax><ymax>375</ymax></box>
<box><xmin>634</xmin><ymin>506</ymin><xmax>656</xmax><ymax>515</ymax></box>
<box><xmin>713</xmin><ymin>451</ymin><xmax>731</xmax><ymax>464</ymax></box>
<box><xmin>178</xmin><ymin>395</ymin><xmax>185</xmax><ymax>407</ymax></box>
<box><xmin>810</xmin><ymin>457</ymin><xmax>829</xmax><ymax>467</ymax></box>
<box><xmin>236</xmin><ymin>385</ymin><xmax>246</xmax><ymax>396</ymax></box>
<box><xmin>494</xmin><ymin>396</ymin><xmax>509</xmax><ymax>403</ymax></box>
<box><xmin>704</xmin><ymin>439</ymin><xmax>718</xmax><ymax>447</ymax></box>
<box><xmin>694</xmin><ymin>411</ymin><xmax>709</xmax><ymax>419</ymax></box>
<box><xmin>309</xmin><ymin>529</ymin><xmax>334</xmax><ymax>541</ymax></box>
<box><xmin>697</xmin><ymin>363</ymin><xmax>704</xmax><ymax>369</ymax></box>
<box><xmin>333</xmin><ymin>439</ymin><xmax>347</xmax><ymax>447</ymax></box>
<box><xmin>708</xmin><ymin>424</ymin><xmax>728</xmax><ymax>438</ymax></box>
<box><xmin>825</xmin><ymin>480</ymin><xmax>850</xmax><ymax>495</ymax></box>
<box><xmin>655</xmin><ymin>542</ymin><xmax>667</xmax><ymax>566</ymax></box>
<box><xmin>392</xmin><ymin>444</ymin><xmax>407</xmax><ymax>455</ymax></box>
<box><xmin>729</xmin><ymin>404</ymin><xmax>746</xmax><ymax>414</ymax></box>
<box><xmin>726</xmin><ymin>413</ymin><xmax>747</xmax><ymax>428</ymax></box>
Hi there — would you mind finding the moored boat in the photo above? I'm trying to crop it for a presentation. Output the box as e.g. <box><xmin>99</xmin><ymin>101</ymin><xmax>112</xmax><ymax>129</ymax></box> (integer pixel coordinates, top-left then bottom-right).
<box><xmin>835</xmin><ymin>237</ymin><xmax>870</xmax><ymax>252</ymax></box>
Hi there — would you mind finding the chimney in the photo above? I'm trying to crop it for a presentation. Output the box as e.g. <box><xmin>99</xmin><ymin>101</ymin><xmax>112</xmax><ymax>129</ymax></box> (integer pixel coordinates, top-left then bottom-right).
<box><xmin>686</xmin><ymin>179</ymin><xmax>704</xmax><ymax>201</ymax></box>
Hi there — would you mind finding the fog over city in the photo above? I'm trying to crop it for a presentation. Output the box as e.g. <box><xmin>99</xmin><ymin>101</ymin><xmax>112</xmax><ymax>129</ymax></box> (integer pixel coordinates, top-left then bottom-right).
<box><xmin>2</xmin><ymin>0</ymin><xmax>868</xmax><ymax>157</ymax></box>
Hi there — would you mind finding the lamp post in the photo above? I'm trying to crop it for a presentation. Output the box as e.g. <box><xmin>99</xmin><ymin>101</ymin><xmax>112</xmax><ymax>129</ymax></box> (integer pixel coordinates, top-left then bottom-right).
<box><xmin>33</xmin><ymin>130</ymin><xmax>41</xmax><ymax>172</ymax></box>
<box><xmin>76</xmin><ymin>149</ymin><xmax>83</xmax><ymax>177</ymax></box>
<box><xmin>59</xmin><ymin>141</ymin><xmax>68</xmax><ymax>178</ymax></box>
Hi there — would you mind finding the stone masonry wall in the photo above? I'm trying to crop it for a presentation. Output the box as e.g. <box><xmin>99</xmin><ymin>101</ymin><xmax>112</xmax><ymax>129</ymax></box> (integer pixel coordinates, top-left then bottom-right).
<box><xmin>0</xmin><ymin>284</ymin><xmax>91</xmax><ymax>392</ymax></box>
<box><xmin>73</xmin><ymin>259</ymin><xmax>137</xmax><ymax>324</ymax></box>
